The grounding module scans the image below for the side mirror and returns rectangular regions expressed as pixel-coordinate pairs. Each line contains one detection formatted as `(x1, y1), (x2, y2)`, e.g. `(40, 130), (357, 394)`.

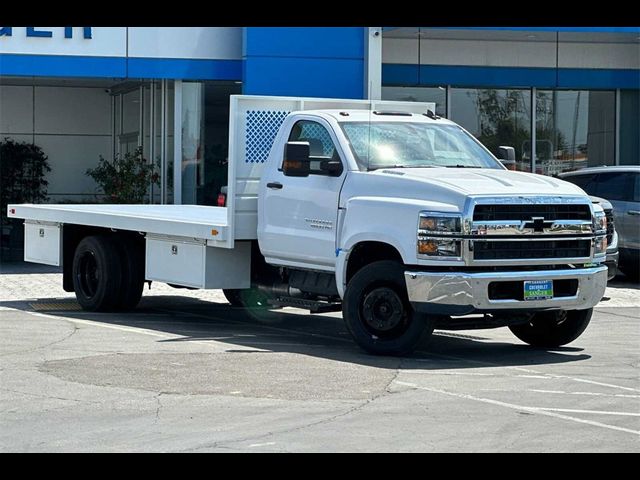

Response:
(320, 159), (343, 176)
(283, 142), (310, 177)
(497, 146), (516, 170)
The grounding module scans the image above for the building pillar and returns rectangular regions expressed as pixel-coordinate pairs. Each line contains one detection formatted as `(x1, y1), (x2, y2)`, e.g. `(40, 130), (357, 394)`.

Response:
(242, 27), (366, 99)
(364, 27), (382, 100)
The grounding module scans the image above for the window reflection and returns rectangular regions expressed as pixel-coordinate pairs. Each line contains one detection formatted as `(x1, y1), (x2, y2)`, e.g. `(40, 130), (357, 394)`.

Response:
(451, 88), (532, 172)
(535, 90), (615, 175)
(382, 86), (447, 117)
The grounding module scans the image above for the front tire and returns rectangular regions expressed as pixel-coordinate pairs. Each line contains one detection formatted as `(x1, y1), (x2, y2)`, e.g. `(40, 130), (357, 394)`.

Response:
(343, 260), (434, 356)
(223, 288), (271, 308)
(509, 309), (593, 348)
(72, 235), (123, 312)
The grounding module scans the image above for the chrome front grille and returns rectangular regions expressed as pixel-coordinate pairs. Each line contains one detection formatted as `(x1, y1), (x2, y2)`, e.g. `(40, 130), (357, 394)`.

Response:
(468, 199), (595, 264)
(473, 204), (592, 222)
(473, 239), (592, 260)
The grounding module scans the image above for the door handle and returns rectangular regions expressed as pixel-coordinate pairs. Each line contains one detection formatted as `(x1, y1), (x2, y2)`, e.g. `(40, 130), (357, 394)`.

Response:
(267, 182), (283, 190)
(627, 210), (640, 216)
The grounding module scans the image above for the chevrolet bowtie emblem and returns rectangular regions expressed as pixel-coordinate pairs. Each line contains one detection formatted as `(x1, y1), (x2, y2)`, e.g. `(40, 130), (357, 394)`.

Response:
(523, 217), (554, 233)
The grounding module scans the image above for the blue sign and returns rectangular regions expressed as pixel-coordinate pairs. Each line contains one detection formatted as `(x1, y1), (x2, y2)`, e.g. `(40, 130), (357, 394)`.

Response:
(0, 27), (92, 39)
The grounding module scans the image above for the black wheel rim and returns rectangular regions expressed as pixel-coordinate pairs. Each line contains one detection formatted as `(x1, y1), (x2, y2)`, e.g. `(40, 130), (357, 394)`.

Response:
(77, 251), (99, 299)
(361, 286), (408, 339)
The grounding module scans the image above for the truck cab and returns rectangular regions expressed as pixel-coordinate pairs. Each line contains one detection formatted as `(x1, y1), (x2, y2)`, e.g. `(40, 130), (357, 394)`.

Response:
(257, 108), (608, 354)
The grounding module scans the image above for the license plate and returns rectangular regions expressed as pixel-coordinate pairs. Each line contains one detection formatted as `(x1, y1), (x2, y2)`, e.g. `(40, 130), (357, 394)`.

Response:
(523, 280), (553, 301)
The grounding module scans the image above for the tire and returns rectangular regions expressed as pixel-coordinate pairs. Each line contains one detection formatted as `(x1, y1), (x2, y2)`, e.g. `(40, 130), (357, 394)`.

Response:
(509, 308), (593, 348)
(619, 265), (639, 283)
(223, 288), (270, 308)
(72, 235), (123, 312)
(112, 236), (145, 310)
(223, 289), (243, 307)
(343, 260), (435, 356)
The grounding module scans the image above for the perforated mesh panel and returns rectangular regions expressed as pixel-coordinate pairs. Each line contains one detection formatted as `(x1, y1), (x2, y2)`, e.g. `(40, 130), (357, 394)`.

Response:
(343, 125), (404, 161)
(245, 110), (290, 163)
(298, 123), (335, 156)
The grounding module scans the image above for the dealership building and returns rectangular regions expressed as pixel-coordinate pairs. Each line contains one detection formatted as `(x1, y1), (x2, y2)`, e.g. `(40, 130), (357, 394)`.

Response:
(1, 26), (638, 209)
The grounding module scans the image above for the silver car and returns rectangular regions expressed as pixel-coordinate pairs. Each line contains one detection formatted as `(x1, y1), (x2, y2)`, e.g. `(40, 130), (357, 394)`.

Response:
(560, 166), (640, 282)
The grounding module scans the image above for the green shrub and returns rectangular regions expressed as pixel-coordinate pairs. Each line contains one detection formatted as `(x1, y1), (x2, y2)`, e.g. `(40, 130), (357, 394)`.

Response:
(86, 147), (159, 204)
(0, 138), (51, 261)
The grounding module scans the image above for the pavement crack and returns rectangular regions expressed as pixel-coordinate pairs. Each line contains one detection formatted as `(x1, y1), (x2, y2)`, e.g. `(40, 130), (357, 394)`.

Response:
(154, 392), (167, 424)
(0, 323), (78, 358)
(0, 387), (102, 405)
(384, 357), (404, 394)
(181, 359), (404, 452)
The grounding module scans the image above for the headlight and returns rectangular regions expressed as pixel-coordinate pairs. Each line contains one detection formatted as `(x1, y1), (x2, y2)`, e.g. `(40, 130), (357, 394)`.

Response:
(594, 235), (608, 255)
(593, 208), (607, 234)
(418, 212), (463, 258)
(418, 238), (461, 256)
(418, 213), (462, 235)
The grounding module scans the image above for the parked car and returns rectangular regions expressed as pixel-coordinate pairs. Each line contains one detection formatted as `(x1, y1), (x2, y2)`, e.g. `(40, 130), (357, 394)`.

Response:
(560, 166), (640, 282)
(590, 196), (619, 281)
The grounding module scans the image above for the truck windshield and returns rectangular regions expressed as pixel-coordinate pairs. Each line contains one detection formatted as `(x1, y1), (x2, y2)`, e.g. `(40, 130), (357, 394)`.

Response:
(340, 122), (503, 171)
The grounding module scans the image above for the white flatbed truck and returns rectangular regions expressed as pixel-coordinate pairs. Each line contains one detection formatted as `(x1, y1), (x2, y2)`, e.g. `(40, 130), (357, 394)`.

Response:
(8, 95), (609, 355)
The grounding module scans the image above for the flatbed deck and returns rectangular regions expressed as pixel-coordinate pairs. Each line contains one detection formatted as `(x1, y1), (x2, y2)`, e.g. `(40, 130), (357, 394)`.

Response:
(8, 204), (229, 244)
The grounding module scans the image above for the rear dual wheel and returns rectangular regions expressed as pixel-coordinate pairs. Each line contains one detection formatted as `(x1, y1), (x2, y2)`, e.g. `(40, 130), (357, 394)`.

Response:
(72, 235), (144, 312)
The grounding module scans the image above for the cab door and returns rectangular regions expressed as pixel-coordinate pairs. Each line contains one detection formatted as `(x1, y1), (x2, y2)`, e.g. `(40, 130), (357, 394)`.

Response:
(259, 117), (347, 270)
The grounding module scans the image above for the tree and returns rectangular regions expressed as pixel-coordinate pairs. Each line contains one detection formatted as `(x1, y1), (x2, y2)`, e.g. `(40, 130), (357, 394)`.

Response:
(0, 138), (51, 261)
(86, 147), (159, 204)
(473, 89), (531, 167)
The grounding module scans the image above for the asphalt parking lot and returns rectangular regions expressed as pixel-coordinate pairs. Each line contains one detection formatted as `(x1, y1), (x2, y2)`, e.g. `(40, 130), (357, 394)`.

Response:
(1, 263), (638, 452)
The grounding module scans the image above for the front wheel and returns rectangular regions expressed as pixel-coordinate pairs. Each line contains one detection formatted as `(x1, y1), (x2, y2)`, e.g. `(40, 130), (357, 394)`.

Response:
(508, 309), (593, 348)
(223, 288), (271, 308)
(343, 260), (434, 356)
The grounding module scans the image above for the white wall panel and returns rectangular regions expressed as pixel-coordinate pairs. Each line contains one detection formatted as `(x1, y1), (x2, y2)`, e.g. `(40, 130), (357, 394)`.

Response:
(34, 87), (111, 135)
(127, 27), (242, 60)
(0, 85), (33, 134)
(382, 38), (418, 64)
(0, 27), (126, 57)
(36, 135), (111, 196)
(419, 39), (557, 68)
(559, 42), (640, 69)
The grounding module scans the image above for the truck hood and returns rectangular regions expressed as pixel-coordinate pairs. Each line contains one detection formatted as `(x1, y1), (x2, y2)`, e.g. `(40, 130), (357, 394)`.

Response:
(380, 167), (587, 196)
(342, 167), (590, 212)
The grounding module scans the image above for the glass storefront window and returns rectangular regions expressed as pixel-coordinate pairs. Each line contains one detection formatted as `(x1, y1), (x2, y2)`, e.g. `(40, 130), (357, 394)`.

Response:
(382, 86), (447, 117)
(535, 90), (615, 175)
(450, 88), (532, 172)
(619, 89), (639, 166)
(180, 81), (241, 206)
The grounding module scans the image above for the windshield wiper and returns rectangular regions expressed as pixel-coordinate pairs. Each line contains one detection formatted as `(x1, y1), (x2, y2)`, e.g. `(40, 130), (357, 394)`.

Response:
(444, 164), (477, 168)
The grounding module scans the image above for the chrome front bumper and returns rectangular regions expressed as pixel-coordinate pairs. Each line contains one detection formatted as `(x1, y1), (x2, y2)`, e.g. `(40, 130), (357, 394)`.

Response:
(405, 266), (608, 316)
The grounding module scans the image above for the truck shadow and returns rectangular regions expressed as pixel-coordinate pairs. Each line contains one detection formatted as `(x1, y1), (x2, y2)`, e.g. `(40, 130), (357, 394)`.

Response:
(0, 294), (591, 371)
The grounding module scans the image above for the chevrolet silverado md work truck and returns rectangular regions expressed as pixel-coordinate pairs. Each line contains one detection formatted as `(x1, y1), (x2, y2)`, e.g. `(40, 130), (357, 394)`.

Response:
(8, 95), (608, 355)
